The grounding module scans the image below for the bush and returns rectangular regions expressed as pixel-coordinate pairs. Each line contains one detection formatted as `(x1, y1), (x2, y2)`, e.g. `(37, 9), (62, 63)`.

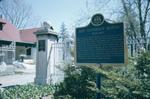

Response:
(54, 51), (150, 99)
(100, 51), (150, 99)
(0, 84), (55, 99)
(54, 65), (96, 99)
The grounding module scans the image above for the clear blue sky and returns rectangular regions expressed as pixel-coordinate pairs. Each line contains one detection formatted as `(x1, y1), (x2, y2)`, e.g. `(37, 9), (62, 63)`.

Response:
(25, 0), (120, 33)
(26, 0), (87, 32)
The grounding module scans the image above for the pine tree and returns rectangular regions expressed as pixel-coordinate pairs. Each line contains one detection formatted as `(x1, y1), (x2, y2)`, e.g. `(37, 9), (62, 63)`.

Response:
(59, 22), (69, 42)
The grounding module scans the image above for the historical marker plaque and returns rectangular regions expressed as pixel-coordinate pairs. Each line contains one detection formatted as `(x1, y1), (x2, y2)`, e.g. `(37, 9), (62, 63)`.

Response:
(75, 14), (125, 64)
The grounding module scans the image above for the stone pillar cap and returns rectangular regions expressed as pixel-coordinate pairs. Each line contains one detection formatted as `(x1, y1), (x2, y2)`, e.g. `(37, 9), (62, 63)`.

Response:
(34, 21), (58, 37)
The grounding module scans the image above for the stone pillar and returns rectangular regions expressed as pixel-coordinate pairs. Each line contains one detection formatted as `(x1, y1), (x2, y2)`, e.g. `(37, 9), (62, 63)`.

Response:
(34, 24), (58, 85)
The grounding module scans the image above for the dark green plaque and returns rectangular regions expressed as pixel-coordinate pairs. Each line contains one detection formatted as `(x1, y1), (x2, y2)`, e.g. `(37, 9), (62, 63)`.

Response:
(75, 14), (125, 64)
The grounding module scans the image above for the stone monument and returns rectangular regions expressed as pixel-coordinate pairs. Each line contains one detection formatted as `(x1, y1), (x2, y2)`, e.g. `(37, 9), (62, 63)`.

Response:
(34, 22), (58, 85)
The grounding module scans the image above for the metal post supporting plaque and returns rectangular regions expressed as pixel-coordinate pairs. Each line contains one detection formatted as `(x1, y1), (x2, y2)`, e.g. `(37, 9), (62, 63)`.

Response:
(96, 64), (102, 99)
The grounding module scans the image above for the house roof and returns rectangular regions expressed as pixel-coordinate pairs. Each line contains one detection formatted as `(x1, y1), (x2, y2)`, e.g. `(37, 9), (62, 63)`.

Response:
(20, 28), (40, 43)
(0, 18), (58, 45)
(0, 18), (21, 42)
(0, 18), (39, 44)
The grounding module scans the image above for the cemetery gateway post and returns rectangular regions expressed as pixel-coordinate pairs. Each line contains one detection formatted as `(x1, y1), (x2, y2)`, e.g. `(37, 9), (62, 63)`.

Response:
(75, 14), (125, 99)
(34, 24), (58, 85)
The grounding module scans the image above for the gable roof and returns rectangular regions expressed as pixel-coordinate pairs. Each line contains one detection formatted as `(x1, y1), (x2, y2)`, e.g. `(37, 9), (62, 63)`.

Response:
(0, 18), (21, 42)
(0, 18), (39, 44)
(20, 28), (40, 43)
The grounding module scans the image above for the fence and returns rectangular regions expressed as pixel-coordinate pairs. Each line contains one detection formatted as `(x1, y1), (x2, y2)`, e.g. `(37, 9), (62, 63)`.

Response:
(50, 42), (72, 84)
(0, 42), (15, 64)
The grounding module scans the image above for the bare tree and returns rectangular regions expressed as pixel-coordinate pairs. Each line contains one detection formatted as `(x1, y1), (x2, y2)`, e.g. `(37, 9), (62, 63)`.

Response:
(0, 0), (34, 29)
(121, 0), (150, 49)
(80, 0), (150, 51)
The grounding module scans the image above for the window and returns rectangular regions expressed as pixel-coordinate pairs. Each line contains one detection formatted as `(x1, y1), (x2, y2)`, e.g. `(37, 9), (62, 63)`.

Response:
(38, 40), (45, 51)
(0, 22), (5, 30)
(27, 48), (31, 55)
(0, 23), (3, 30)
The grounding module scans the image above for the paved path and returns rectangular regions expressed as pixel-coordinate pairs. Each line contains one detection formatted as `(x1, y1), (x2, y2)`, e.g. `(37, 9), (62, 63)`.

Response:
(0, 69), (35, 87)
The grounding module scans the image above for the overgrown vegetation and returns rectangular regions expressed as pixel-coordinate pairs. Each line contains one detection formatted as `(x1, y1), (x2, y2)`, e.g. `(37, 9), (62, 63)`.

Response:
(0, 84), (55, 99)
(54, 51), (150, 99)
(54, 65), (96, 99)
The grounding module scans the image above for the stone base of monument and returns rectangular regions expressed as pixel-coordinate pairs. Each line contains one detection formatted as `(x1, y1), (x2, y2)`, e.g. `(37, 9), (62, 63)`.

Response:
(34, 77), (52, 85)
(41, 95), (54, 99)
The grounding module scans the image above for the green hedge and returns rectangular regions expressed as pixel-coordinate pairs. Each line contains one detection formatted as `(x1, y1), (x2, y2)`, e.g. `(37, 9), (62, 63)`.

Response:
(0, 84), (55, 99)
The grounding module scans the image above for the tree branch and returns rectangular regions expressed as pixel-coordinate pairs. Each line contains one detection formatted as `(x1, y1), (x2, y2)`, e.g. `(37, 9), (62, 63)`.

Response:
(0, 0), (34, 29)
(143, 0), (150, 24)
(121, 0), (137, 38)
